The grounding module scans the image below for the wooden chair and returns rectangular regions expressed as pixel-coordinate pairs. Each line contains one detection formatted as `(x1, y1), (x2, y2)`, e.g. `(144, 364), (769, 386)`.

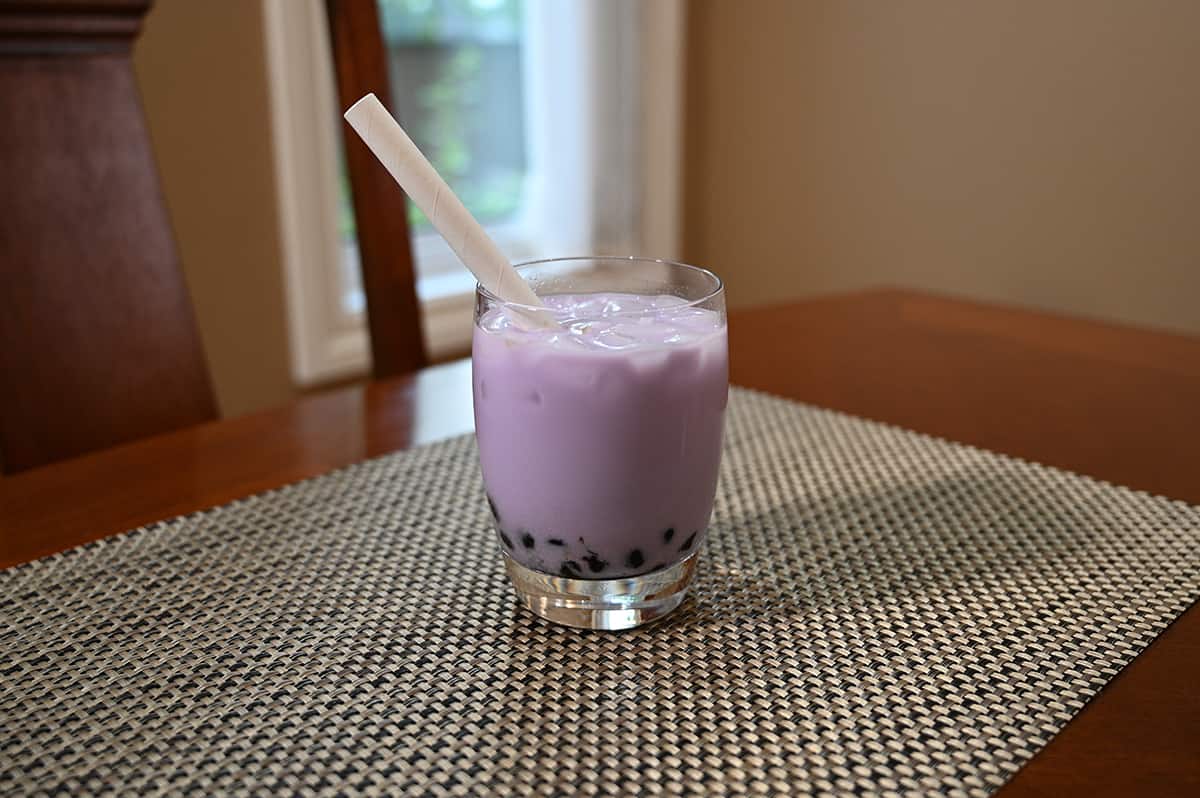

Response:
(0, 0), (217, 474)
(326, 0), (428, 379)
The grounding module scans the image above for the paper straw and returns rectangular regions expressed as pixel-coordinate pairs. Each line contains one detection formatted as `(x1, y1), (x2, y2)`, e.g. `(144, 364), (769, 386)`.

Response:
(344, 94), (554, 326)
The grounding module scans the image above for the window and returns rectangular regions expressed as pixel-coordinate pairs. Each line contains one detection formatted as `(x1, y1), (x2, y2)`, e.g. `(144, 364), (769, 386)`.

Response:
(266, 0), (683, 385)
(340, 0), (536, 316)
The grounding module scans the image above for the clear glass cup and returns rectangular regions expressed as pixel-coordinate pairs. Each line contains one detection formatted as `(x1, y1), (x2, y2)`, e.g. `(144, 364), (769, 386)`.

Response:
(472, 257), (728, 629)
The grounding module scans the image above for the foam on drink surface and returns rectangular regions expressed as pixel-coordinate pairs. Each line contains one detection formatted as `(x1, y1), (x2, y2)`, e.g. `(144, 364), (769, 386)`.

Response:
(478, 292), (724, 352)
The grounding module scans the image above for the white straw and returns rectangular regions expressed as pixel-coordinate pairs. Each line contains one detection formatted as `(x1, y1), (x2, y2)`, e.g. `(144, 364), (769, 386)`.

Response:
(343, 93), (553, 326)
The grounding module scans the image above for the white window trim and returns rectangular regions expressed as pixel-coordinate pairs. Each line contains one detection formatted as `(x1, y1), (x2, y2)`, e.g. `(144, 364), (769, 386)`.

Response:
(264, 0), (367, 385)
(264, 0), (685, 388)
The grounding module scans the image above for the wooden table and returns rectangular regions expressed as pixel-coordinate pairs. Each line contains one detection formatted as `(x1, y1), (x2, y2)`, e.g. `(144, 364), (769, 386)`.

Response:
(3, 289), (1198, 796)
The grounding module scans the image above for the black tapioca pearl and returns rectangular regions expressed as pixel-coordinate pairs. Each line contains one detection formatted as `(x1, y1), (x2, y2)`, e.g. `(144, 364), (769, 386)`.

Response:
(499, 532), (513, 550)
(486, 495), (500, 522)
(520, 532), (535, 549)
(584, 554), (607, 573)
(678, 532), (697, 552)
(663, 527), (675, 543)
(547, 538), (565, 547)
(626, 549), (644, 568)
(560, 560), (582, 577)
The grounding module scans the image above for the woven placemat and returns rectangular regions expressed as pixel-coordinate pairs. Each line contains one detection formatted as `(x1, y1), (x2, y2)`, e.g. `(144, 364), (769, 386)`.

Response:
(2, 388), (1197, 796)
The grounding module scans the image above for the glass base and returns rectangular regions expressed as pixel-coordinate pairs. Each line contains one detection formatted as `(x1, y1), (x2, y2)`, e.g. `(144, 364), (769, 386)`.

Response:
(504, 551), (698, 630)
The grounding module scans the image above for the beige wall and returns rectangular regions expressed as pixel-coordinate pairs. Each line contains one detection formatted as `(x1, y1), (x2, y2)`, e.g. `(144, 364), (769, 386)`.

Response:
(129, 0), (1200, 419)
(134, 0), (294, 416)
(684, 0), (1200, 335)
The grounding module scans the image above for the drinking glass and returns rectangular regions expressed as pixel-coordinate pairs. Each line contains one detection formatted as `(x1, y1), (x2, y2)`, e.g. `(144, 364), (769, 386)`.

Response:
(473, 257), (727, 629)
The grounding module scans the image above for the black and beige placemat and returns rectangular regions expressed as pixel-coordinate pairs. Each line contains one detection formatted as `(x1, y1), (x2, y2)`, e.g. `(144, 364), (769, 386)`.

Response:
(2, 389), (1197, 796)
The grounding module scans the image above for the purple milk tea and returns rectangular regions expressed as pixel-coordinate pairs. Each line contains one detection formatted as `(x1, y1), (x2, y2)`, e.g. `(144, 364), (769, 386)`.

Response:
(473, 292), (728, 579)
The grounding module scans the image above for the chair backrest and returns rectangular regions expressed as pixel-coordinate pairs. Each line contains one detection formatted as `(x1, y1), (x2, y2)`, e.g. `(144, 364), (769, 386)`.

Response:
(0, 0), (217, 474)
(326, 0), (428, 379)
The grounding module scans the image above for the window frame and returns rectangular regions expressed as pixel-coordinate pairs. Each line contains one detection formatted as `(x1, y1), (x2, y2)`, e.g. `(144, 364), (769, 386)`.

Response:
(264, 0), (684, 387)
